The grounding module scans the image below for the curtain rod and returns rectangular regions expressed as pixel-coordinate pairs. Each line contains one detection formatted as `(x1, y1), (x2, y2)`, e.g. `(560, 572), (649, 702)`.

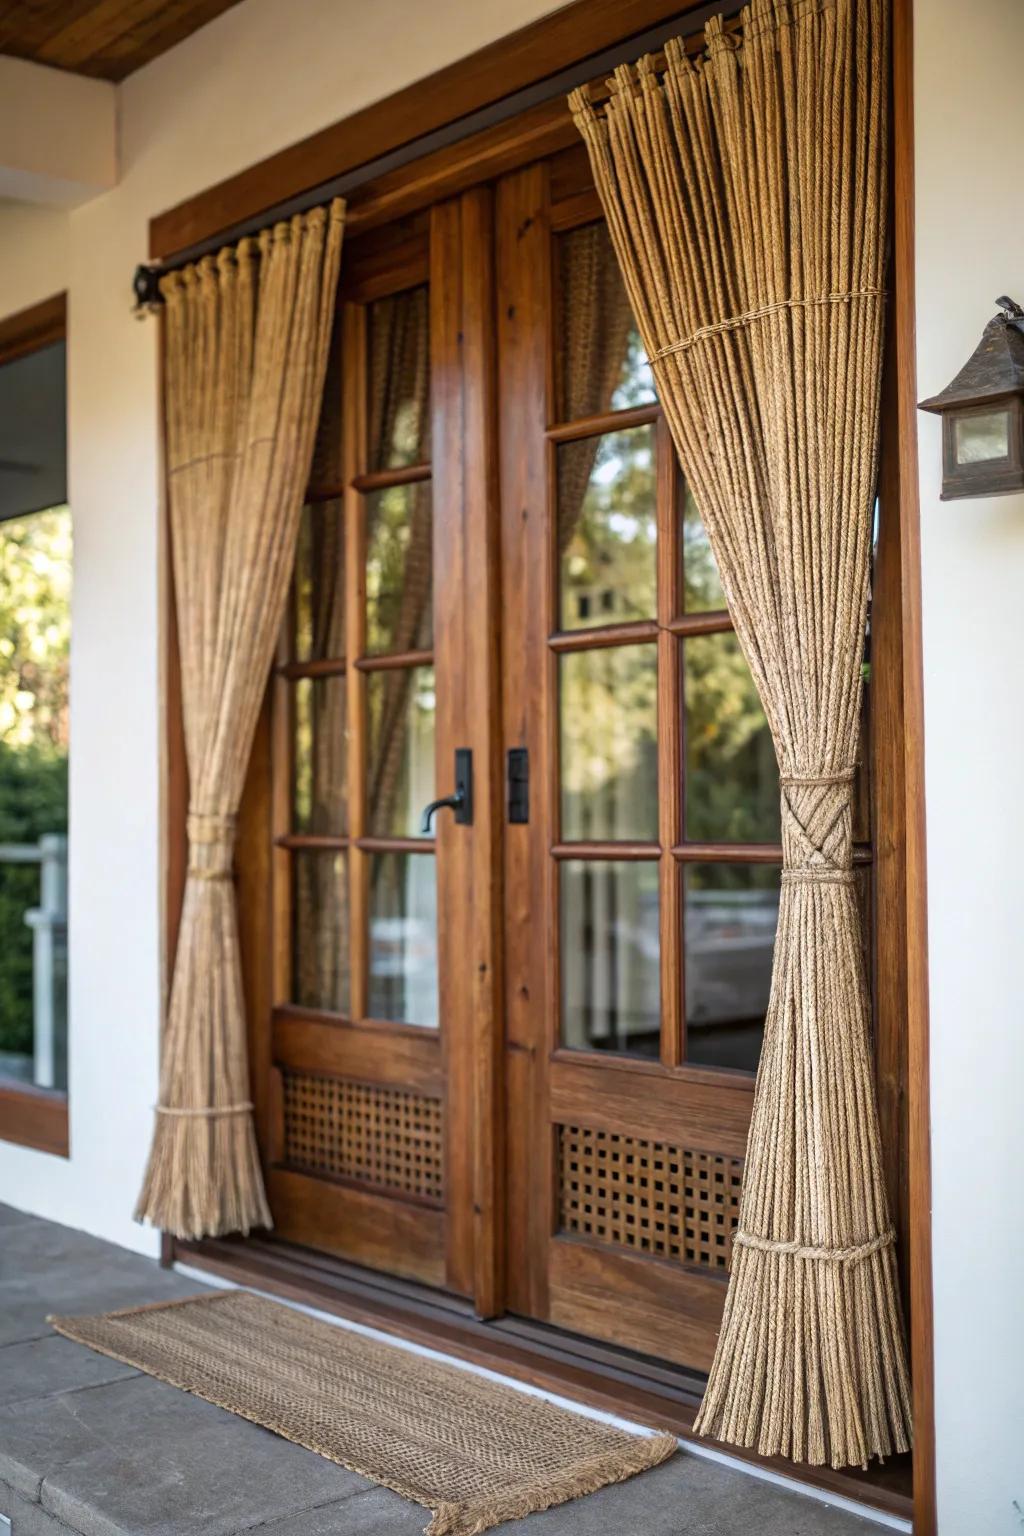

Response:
(131, 0), (737, 315)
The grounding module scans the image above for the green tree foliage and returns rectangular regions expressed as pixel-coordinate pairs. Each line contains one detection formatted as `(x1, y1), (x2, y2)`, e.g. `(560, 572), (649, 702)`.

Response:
(557, 416), (776, 872)
(684, 631), (780, 861)
(0, 508), (70, 1058)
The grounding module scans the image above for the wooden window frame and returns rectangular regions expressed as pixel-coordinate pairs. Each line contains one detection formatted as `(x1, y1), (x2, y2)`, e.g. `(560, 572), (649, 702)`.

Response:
(0, 293), (70, 1161)
(157, 0), (932, 1527)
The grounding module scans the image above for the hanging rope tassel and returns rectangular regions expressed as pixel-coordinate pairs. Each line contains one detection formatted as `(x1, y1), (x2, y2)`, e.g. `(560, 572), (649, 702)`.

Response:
(693, 780), (912, 1463)
(135, 813), (271, 1239)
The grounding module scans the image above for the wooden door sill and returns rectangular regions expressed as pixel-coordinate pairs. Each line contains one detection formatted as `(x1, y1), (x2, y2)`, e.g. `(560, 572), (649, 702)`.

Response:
(169, 1233), (913, 1521)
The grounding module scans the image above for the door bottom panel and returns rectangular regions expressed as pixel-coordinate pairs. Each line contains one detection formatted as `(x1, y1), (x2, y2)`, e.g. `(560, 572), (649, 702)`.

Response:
(265, 1169), (446, 1288)
(547, 1236), (726, 1375)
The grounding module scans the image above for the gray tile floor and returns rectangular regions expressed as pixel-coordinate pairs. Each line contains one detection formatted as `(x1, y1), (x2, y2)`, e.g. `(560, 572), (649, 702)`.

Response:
(0, 1203), (889, 1536)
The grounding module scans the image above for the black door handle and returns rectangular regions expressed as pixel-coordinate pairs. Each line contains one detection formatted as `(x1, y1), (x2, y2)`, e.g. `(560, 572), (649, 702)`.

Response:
(421, 748), (473, 833)
(421, 790), (464, 833)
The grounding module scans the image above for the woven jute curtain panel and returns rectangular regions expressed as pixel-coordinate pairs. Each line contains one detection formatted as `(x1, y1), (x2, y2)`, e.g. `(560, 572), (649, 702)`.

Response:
(572, 0), (912, 1470)
(136, 200), (345, 1240)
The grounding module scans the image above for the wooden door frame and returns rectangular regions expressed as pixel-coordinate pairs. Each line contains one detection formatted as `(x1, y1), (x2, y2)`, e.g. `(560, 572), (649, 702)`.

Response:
(890, 1), (934, 1530)
(0, 292), (70, 1161)
(156, 0), (933, 1527)
(430, 188), (505, 1310)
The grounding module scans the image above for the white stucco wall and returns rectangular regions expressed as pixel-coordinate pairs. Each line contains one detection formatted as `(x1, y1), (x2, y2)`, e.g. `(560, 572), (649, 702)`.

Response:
(0, 0), (560, 1256)
(915, 0), (1024, 1531)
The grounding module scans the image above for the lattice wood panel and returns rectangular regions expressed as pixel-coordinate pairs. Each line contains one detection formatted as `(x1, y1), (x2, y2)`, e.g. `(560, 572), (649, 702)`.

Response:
(282, 1071), (444, 1204)
(558, 1125), (742, 1270)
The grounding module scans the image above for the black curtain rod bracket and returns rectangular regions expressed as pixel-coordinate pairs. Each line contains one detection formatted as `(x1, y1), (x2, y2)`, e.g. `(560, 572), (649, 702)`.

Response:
(133, 264), (165, 321)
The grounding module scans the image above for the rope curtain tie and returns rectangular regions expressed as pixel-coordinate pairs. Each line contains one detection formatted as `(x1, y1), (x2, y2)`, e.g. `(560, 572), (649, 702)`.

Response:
(155, 1102), (254, 1119)
(732, 1228), (896, 1265)
(186, 810), (237, 882)
(650, 290), (886, 363)
(780, 868), (855, 886)
(778, 770), (856, 788)
(779, 769), (857, 882)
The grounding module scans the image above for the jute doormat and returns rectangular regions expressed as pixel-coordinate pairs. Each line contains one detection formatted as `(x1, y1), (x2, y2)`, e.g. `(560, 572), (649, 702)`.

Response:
(50, 1290), (675, 1536)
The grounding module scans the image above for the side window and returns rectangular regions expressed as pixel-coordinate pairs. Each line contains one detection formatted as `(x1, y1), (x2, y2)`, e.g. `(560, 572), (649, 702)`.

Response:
(0, 301), (71, 1150)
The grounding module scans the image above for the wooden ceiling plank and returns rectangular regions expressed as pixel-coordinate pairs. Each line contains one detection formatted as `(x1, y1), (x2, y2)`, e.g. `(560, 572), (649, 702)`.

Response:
(36, 0), (196, 72)
(0, 0), (244, 82)
(101, 0), (240, 68)
(0, 1), (94, 56)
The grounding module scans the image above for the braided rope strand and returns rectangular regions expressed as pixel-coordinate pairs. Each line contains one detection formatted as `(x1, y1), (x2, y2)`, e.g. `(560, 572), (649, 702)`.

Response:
(652, 288), (885, 361)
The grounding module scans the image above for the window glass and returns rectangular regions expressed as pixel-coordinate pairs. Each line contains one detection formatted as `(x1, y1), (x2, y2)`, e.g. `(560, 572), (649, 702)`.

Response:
(0, 342), (66, 522)
(683, 863), (780, 1073)
(293, 676), (346, 835)
(0, 506), (71, 1091)
(368, 853), (438, 1027)
(954, 410), (1009, 464)
(307, 315), (343, 490)
(683, 633), (779, 844)
(557, 224), (654, 419)
(680, 485), (726, 614)
(561, 859), (660, 1057)
(558, 426), (656, 630)
(366, 666), (436, 839)
(368, 287), (430, 469)
(560, 645), (658, 842)
(293, 499), (344, 662)
(291, 850), (349, 1015)
(365, 482), (433, 654)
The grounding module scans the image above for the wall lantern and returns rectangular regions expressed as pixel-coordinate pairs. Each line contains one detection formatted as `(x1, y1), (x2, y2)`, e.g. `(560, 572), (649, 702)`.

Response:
(919, 296), (1024, 500)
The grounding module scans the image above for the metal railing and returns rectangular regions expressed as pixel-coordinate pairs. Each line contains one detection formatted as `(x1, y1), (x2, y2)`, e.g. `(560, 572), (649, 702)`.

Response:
(0, 834), (68, 1090)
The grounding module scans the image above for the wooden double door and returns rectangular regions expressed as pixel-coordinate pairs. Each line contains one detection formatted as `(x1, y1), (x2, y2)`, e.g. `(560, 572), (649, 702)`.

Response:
(245, 145), (795, 1377)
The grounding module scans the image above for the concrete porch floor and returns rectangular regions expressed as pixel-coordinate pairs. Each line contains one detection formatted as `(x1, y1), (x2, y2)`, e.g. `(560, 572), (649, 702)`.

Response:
(0, 1203), (893, 1536)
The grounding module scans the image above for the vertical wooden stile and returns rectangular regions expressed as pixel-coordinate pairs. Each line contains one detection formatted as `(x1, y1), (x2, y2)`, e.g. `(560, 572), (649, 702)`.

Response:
(498, 164), (555, 1322)
(343, 303), (369, 1023)
(657, 415), (683, 1069)
(432, 190), (505, 1311)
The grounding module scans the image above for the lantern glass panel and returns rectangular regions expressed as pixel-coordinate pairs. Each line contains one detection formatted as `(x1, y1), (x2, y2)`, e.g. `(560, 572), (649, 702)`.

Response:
(954, 410), (1010, 465)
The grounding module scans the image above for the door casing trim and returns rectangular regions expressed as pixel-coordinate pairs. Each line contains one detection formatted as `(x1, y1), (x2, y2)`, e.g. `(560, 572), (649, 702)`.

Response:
(157, 1), (932, 1526)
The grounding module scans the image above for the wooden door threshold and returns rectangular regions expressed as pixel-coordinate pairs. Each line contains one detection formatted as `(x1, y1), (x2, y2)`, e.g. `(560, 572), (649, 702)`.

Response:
(170, 1233), (912, 1521)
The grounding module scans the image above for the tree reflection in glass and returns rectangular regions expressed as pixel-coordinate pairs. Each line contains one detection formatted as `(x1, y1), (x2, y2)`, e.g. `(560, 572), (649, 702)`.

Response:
(683, 633), (779, 844)
(293, 499), (345, 662)
(680, 483), (726, 613)
(367, 666), (436, 839)
(365, 483), (432, 655)
(560, 646), (658, 842)
(558, 426), (656, 630)
(0, 507), (71, 1090)
(293, 675), (346, 835)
